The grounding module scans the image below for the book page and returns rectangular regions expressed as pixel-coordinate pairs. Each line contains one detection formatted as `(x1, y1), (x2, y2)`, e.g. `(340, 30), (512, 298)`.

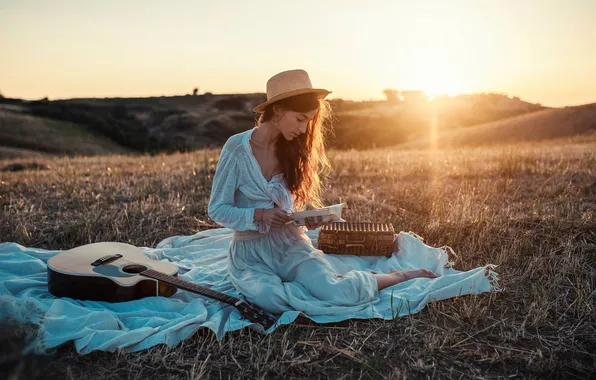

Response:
(289, 203), (346, 226)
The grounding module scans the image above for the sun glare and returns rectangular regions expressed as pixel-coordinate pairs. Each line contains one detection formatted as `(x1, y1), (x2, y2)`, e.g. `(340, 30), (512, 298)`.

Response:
(412, 48), (466, 98)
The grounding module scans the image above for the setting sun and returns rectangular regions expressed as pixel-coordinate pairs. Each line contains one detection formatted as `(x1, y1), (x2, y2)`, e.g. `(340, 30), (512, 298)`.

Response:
(411, 48), (468, 98)
(1, 1), (595, 106)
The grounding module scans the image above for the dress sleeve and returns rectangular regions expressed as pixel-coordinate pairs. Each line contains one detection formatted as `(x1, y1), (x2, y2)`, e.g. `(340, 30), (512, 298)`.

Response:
(207, 150), (259, 231)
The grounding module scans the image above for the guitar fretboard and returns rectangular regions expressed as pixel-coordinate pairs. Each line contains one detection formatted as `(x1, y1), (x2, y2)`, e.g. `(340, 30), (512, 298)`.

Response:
(141, 269), (240, 305)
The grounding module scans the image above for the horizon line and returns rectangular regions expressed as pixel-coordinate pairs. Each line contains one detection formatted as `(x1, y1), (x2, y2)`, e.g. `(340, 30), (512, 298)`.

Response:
(5, 91), (593, 109)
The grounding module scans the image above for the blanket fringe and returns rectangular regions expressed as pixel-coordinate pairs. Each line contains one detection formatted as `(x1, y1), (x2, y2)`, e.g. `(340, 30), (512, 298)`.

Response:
(483, 264), (504, 292)
(406, 231), (425, 242)
(403, 232), (502, 293)
(440, 245), (459, 269)
(405, 232), (460, 270)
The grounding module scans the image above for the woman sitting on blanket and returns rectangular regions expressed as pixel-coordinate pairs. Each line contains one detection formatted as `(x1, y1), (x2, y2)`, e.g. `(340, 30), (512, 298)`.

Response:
(207, 69), (438, 315)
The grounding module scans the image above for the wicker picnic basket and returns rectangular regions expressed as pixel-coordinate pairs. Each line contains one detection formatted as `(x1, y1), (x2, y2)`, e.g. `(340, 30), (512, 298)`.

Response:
(318, 222), (396, 257)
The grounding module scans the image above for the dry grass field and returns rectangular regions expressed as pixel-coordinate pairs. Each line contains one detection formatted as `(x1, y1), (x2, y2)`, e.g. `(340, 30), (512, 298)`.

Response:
(1, 135), (595, 379)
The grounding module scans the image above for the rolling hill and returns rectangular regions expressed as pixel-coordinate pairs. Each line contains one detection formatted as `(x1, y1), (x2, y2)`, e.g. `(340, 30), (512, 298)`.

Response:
(0, 104), (132, 159)
(399, 103), (596, 149)
(0, 92), (561, 158)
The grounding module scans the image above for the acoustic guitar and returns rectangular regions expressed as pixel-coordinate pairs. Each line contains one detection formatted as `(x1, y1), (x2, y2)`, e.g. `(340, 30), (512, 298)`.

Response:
(46, 242), (276, 329)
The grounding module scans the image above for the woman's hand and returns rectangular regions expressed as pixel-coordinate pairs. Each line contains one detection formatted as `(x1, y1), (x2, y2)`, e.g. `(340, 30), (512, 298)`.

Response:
(305, 216), (334, 230)
(261, 207), (292, 228)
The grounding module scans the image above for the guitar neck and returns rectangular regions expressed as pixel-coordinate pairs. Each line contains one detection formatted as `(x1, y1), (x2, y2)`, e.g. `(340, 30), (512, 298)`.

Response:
(141, 269), (240, 305)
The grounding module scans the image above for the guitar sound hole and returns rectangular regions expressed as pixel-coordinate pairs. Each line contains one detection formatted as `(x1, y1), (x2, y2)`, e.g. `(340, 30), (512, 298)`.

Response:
(122, 264), (148, 274)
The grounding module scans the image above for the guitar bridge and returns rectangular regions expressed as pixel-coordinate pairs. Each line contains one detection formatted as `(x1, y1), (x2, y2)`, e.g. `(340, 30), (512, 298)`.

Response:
(91, 254), (123, 266)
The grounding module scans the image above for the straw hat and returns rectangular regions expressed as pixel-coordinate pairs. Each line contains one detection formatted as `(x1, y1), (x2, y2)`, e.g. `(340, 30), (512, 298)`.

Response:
(253, 69), (331, 113)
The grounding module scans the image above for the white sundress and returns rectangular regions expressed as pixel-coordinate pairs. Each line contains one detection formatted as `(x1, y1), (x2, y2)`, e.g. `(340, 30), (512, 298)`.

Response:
(207, 127), (379, 315)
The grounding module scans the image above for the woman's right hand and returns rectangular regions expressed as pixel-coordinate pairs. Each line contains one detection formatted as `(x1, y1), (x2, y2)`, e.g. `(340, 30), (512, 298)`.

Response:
(261, 206), (292, 228)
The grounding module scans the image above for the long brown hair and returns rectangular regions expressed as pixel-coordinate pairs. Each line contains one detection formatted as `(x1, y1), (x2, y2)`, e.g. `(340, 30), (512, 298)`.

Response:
(257, 93), (334, 210)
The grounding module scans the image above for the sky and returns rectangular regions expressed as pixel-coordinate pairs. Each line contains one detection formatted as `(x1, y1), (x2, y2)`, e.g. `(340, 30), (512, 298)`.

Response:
(1, 0), (595, 107)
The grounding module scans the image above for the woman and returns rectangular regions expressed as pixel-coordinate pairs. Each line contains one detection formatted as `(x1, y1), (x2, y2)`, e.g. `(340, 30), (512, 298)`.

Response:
(208, 69), (438, 315)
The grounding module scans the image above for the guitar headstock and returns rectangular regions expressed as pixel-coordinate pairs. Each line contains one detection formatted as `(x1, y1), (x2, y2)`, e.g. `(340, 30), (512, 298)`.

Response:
(235, 300), (277, 330)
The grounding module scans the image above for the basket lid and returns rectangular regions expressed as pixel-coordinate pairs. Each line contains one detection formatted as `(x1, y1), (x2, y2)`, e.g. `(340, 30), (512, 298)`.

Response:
(321, 222), (394, 232)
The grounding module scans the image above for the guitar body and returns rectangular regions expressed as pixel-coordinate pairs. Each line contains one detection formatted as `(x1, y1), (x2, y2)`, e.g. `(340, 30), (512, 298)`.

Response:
(47, 242), (179, 302)
(46, 241), (278, 329)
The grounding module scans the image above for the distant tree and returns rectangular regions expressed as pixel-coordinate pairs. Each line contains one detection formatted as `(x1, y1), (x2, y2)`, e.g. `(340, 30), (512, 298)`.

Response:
(193, 87), (199, 96)
(0, 90), (3, 98)
(383, 89), (400, 104)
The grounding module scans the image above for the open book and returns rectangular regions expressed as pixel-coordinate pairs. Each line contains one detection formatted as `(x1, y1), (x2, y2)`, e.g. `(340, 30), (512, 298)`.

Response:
(288, 203), (346, 227)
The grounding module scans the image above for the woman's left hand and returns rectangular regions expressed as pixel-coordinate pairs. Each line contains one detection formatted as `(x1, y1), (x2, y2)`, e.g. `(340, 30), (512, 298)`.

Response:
(305, 216), (333, 230)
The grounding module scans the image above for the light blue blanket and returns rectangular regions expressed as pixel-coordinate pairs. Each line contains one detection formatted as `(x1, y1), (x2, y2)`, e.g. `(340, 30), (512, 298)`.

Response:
(0, 228), (503, 355)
